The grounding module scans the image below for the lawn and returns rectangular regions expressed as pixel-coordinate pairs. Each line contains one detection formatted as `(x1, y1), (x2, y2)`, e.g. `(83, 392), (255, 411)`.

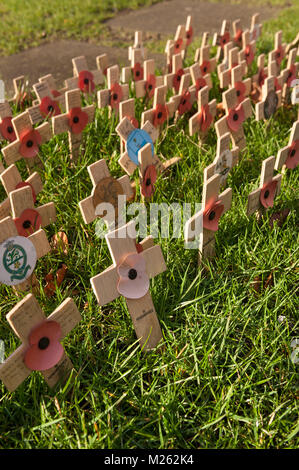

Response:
(0, 0), (298, 450)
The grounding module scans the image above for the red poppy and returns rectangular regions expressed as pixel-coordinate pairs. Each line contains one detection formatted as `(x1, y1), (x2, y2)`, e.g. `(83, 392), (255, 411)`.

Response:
(244, 44), (254, 66)
(15, 181), (37, 203)
(145, 74), (156, 98)
(286, 64), (297, 87)
(200, 61), (211, 76)
(226, 103), (245, 133)
(203, 199), (224, 231)
(39, 96), (60, 118)
(197, 104), (213, 133)
(128, 116), (139, 128)
(234, 81), (246, 103)
(153, 104), (169, 127)
(195, 77), (207, 97)
(174, 38), (183, 54)
(258, 69), (267, 87)
(260, 180), (278, 208)
(135, 242), (143, 253)
(173, 68), (184, 93)
(178, 91), (192, 115)
(141, 164), (157, 198)
(19, 128), (42, 158)
(24, 320), (63, 371)
(78, 70), (95, 93)
(14, 208), (42, 237)
(285, 140), (299, 169)
(186, 27), (193, 46)
(68, 107), (88, 134)
(219, 32), (230, 49)
(274, 77), (282, 92)
(234, 29), (243, 46)
(51, 89), (61, 98)
(109, 83), (123, 109)
(103, 67), (108, 76)
(132, 63), (144, 81)
(0, 117), (16, 142)
(275, 45), (284, 66)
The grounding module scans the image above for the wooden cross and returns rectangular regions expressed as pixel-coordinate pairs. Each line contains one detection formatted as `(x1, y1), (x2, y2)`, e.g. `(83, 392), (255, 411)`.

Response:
(218, 46), (242, 89)
(247, 155), (282, 218)
(52, 88), (95, 163)
(1, 111), (52, 172)
(122, 48), (145, 84)
(96, 53), (109, 77)
(185, 173), (232, 264)
(164, 53), (189, 93)
(203, 132), (239, 186)
(134, 59), (164, 100)
(269, 31), (286, 70)
(170, 73), (197, 120)
(215, 87), (252, 151)
(281, 48), (299, 104)
(38, 73), (68, 97)
(141, 85), (176, 131)
(232, 19), (244, 49)
(255, 76), (282, 121)
(249, 13), (262, 42)
(165, 21), (187, 72)
(239, 30), (256, 73)
(231, 63), (252, 103)
(189, 85), (217, 142)
(0, 101), (16, 143)
(266, 57), (287, 97)
(97, 65), (129, 116)
(233, 14), (261, 48)
(0, 293), (81, 392)
(212, 20), (231, 62)
(8, 76), (34, 110)
(0, 163), (43, 222)
(0, 215), (50, 292)
(275, 120), (299, 172)
(194, 35), (217, 77)
(128, 31), (147, 62)
(28, 80), (65, 125)
(189, 62), (213, 96)
(65, 55), (104, 94)
(251, 54), (268, 102)
(79, 158), (134, 227)
(182, 15), (193, 60)
(119, 98), (139, 153)
(90, 220), (167, 351)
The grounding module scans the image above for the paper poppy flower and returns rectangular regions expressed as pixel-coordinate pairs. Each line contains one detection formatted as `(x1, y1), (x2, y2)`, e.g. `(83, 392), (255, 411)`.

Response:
(244, 44), (254, 66)
(0, 117), (16, 142)
(174, 38), (183, 54)
(186, 27), (193, 46)
(219, 32), (230, 49)
(173, 68), (184, 93)
(178, 91), (192, 115)
(14, 208), (42, 237)
(109, 83), (123, 109)
(260, 180), (278, 208)
(132, 63), (144, 81)
(117, 253), (149, 299)
(128, 116), (139, 128)
(234, 81), (246, 104)
(19, 128), (42, 158)
(286, 65), (297, 87)
(200, 61), (211, 76)
(258, 69), (267, 87)
(145, 74), (156, 98)
(51, 89), (61, 98)
(141, 164), (157, 198)
(78, 70), (95, 93)
(285, 140), (299, 169)
(153, 104), (168, 127)
(68, 107), (88, 134)
(203, 199), (224, 232)
(234, 29), (243, 46)
(24, 320), (63, 371)
(226, 103), (245, 133)
(39, 96), (60, 118)
(198, 104), (213, 133)
(195, 77), (207, 97)
(15, 181), (37, 203)
(274, 45), (284, 66)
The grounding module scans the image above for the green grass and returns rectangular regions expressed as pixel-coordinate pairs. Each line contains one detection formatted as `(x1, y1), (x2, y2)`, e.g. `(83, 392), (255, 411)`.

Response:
(0, 0), (298, 450)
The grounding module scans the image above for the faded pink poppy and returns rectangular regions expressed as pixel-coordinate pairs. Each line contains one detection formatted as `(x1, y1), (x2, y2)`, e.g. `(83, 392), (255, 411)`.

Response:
(132, 63), (144, 82)
(226, 103), (245, 133)
(285, 140), (299, 169)
(0, 117), (16, 142)
(117, 253), (149, 299)
(14, 208), (42, 237)
(244, 44), (254, 66)
(39, 96), (60, 118)
(173, 68), (184, 93)
(198, 104), (213, 133)
(24, 321), (63, 371)
(78, 70), (95, 93)
(178, 91), (192, 115)
(68, 107), (89, 134)
(145, 74), (156, 98)
(19, 128), (42, 158)
(141, 164), (157, 198)
(109, 83), (123, 110)
(203, 199), (224, 232)
(260, 180), (278, 208)
(234, 81), (246, 103)
(15, 181), (37, 203)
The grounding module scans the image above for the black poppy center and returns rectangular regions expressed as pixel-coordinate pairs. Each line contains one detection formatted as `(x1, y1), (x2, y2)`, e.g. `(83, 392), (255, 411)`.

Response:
(146, 177), (151, 186)
(203, 67), (207, 73)
(7, 126), (13, 134)
(84, 78), (89, 85)
(290, 148), (296, 157)
(23, 220), (32, 229)
(136, 70), (140, 77)
(38, 337), (50, 350)
(26, 139), (33, 148)
(264, 190), (270, 199)
(182, 99), (186, 105)
(175, 43), (180, 49)
(113, 93), (118, 101)
(48, 105), (54, 112)
(276, 52), (280, 58)
(209, 211), (216, 220)
(73, 116), (79, 124)
(222, 38), (226, 44)
(148, 84), (153, 90)
(176, 75), (181, 82)
(233, 113), (239, 121)
(157, 111), (163, 119)
(236, 90), (240, 97)
(128, 268), (137, 280)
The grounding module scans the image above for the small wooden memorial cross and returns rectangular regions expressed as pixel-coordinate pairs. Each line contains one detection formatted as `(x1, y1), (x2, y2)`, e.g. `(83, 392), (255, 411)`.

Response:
(255, 76), (282, 121)
(275, 120), (299, 172)
(1, 111), (52, 172)
(232, 19), (244, 49)
(0, 101), (16, 143)
(239, 30), (256, 73)
(281, 48), (299, 104)
(0, 294), (81, 392)
(185, 173), (232, 264)
(213, 20), (231, 62)
(0, 163), (43, 222)
(170, 73), (197, 120)
(194, 37), (217, 77)
(79, 158), (134, 227)
(128, 31), (147, 62)
(134, 59), (164, 100)
(189, 85), (217, 142)
(0, 216), (50, 292)
(164, 53), (189, 93)
(231, 63), (252, 103)
(251, 54), (268, 102)
(181, 15), (193, 60)
(65, 55), (104, 94)
(165, 23), (187, 73)
(203, 133), (239, 186)
(269, 31), (286, 71)
(218, 46), (242, 89)
(90, 220), (167, 351)
(38, 73), (68, 97)
(247, 156), (282, 218)
(249, 13), (262, 42)
(189, 62), (213, 96)
(96, 53), (109, 78)
(215, 87), (252, 151)
(122, 48), (145, 84)
(8, 76), (34, 110)
(233, 14), (261, 48)
(141, 84), (176, 130)
(98, 65), (129, 116)
(52, 88), (95, 163)
(28, 80), (65, 125)
(119, 98), (139, 153)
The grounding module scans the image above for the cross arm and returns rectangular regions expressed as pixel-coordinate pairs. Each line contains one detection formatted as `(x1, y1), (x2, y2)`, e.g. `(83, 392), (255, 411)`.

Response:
(48, 298), (81, 337)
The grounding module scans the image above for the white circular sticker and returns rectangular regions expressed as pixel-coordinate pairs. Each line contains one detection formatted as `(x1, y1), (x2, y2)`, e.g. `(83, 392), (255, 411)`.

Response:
(0, 236), (37, 286)
(215, 149), (233, 185)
